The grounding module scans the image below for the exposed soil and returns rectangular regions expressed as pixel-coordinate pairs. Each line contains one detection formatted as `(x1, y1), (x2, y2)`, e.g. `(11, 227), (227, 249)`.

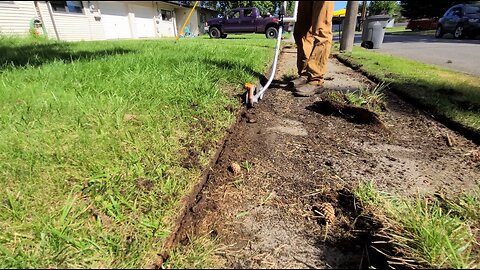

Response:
(166, 44), (480, 268)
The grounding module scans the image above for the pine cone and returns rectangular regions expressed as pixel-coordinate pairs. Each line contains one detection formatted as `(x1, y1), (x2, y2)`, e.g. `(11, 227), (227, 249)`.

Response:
(472, 150), (480, 162)
(230, 162), (241, 175)
(319, 202), (335, 224)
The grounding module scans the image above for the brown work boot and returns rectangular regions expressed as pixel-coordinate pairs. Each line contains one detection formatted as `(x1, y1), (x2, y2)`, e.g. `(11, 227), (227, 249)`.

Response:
(293, 83), (324, 97)
(287, 76), (308, 89)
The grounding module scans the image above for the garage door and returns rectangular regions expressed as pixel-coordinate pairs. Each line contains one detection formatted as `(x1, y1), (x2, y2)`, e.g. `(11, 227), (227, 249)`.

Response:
(132, 5), (155, 38)
(98, 2), (131, 39)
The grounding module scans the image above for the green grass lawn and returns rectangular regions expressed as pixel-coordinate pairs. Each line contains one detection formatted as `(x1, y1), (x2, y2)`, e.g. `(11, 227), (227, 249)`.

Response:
(384, 26), (408, 33)
(336, 45), (480, 138)
(0, 34), (275, 268)
(385, 28), (436, 36)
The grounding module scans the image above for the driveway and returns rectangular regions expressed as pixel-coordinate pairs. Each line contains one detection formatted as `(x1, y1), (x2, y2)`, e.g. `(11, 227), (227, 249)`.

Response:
(338, 33), (480, 76)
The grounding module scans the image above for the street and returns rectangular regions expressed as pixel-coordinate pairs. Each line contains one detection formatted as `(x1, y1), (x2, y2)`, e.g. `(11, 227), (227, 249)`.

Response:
(351, 33), (480, 76)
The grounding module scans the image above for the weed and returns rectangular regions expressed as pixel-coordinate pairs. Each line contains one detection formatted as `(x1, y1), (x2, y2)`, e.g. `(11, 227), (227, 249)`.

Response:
(235, 211), (250, 219)
(259, 191), (275, 206)
(232, 178), (244, 189)
(345, 82), (387, 113)
(242, 161), (253, 173)
(281, 68), (298, 82)
(355, 181), (480, 269)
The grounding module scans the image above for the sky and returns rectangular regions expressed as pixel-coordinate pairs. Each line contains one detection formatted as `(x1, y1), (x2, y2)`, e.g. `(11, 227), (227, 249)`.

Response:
(334, 1), (347, 11)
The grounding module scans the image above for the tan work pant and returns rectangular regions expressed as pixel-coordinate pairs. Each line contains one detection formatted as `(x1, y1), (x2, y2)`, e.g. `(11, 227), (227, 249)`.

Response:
(294, 1), (334, 85)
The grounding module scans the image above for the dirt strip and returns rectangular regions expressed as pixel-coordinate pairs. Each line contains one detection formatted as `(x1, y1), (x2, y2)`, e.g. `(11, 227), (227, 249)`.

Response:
(162, 44), (480, 269)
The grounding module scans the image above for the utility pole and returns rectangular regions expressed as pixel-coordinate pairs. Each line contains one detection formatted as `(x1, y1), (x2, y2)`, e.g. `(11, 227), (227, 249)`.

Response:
(340, 1), (359, 52)
(359, 1), (367, 31)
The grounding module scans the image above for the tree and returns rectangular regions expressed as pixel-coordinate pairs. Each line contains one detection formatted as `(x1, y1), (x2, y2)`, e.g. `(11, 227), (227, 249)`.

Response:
(340, 1), (359, 52)
(368, 1), (400, 16)
(400, 0), (476, 19)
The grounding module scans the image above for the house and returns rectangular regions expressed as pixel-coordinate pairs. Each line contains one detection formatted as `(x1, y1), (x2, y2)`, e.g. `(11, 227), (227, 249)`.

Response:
(0, 1), (218, 41)
(167, 1), (217, 35)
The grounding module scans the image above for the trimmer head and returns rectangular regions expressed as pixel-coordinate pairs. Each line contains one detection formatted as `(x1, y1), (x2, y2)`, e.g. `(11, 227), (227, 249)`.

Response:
(244, 82), (263, 107)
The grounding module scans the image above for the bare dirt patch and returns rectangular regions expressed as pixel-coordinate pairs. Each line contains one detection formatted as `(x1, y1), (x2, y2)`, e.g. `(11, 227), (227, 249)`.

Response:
(168, 45), (480, 268)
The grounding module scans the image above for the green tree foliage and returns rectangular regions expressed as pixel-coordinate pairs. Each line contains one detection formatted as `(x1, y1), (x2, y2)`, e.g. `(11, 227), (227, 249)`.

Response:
(400, 0), (476, 19)
(368, 1), (400, 16)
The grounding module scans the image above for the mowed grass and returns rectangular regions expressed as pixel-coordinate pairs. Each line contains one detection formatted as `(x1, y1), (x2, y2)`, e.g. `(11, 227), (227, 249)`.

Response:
(0, 34), (275, 268)
(355, 181), (479, 269)
(336, 46), (480, 137)
(384, 26), (408, 33)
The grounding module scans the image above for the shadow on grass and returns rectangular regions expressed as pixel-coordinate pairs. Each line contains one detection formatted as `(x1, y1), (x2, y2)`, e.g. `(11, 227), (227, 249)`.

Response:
(203, 58), (266, 79)
(0, 42), (135, 70)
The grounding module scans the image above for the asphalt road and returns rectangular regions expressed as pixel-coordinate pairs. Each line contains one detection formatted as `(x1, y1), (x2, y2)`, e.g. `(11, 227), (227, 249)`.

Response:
(345, 33), (480, 76)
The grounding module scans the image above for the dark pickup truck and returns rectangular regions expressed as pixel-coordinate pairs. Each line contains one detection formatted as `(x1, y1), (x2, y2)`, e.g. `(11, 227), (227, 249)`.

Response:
(206, 7), (287, 39)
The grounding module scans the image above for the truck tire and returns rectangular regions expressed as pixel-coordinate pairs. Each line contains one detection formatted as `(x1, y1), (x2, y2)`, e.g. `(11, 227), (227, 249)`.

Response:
(209, 27), (221, 38)
(265, 27), (278, 39)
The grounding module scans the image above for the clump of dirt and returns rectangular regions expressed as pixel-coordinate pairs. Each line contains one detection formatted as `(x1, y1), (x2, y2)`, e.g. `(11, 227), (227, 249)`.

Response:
(308, 97), (385, 127)
(180, 148), (200, 169)
(163, 44), (480, 269)
(312, 189), (390, 269)
(136, 178), (155, 191)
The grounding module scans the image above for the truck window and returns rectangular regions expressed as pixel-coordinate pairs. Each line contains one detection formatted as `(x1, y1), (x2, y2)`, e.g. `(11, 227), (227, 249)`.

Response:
(227, 10), (240, 19)
(244, 9), (254, 17)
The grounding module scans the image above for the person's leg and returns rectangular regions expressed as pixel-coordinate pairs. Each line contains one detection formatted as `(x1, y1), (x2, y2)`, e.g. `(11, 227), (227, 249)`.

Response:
(305, 1), (334, 85)
(293, 1), (313, 77)
(293, 1), (334, 97)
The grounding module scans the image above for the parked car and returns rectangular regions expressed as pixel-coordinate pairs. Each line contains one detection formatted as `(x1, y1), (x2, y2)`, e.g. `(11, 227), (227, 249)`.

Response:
(206, 7), (286, 39)
(435, 3), (480, 38)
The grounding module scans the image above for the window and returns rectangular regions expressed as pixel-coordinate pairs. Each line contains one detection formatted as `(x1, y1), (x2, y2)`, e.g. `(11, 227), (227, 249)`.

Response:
(227, 10), (240, 19)
(160, 9), (173, 21)
(451, 7), (463, 17)
(466, 5), (480, 14)
(199, 12), (206, 23)
(50, 1), (84, 14)
(244, 9), (254, 17)
(444, 8), (453, 17)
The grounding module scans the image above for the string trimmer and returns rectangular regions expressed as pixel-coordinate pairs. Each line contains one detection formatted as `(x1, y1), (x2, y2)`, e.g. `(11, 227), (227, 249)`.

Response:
(245, 1), (298, 107)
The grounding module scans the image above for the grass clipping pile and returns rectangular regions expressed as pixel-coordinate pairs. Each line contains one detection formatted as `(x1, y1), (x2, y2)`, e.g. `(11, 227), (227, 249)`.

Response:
(312, 82), (389, 131)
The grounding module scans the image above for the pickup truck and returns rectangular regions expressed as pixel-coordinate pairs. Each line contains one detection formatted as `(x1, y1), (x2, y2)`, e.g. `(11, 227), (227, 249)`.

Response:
(206, 7), (287, 39)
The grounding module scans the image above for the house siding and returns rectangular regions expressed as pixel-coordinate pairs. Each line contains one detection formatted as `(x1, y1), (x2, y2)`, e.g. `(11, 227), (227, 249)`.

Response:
(0, 1), (213, 41)
(36, 1), (105, 41)
(0, 1), (38, 36)
(127, 1), (158, 38)
(174, 5), (218, 36)
(154, 1), (178, 37)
